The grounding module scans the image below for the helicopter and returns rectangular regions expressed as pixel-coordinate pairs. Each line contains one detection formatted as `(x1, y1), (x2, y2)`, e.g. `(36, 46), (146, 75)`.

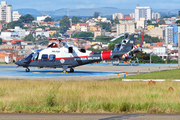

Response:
(15, 33), (141, 73)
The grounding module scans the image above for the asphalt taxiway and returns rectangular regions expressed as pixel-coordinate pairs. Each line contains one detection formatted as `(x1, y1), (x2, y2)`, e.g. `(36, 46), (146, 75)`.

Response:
(0, 64), (179, 80)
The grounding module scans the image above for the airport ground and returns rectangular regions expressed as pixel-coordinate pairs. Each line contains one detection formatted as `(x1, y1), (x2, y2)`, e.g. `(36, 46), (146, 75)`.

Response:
(0, 63), (179, 80)
(0, 64), (180, 120)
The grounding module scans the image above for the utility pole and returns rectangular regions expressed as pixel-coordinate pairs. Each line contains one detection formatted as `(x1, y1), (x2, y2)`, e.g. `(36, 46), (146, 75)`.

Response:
(178, 27), (180, 64)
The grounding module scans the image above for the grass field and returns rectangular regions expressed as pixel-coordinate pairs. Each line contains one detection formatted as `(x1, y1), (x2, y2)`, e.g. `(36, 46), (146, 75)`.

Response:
(109, 69), (180, 81)
(0, 79), (180, 113)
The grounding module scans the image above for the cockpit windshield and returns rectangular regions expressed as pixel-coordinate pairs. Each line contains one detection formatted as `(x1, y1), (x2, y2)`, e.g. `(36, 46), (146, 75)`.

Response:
(48, 43), (59, 48)
(114, 43), (121, 51)
(25, 53), (34, 62)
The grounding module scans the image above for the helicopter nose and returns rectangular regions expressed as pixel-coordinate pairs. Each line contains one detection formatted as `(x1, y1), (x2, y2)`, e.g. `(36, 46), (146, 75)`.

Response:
(15, 60), (22, 66)
(15, 61), (20, 65)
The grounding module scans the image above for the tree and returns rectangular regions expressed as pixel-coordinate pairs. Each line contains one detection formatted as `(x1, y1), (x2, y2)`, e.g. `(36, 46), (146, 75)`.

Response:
(93, 12), (100, 18)
(7, 20), (24, 29)
(72, 32), (94, 38)
(114, 17), (120, 24)
(157, 19), (165, 25)
(44, 17), (53, 22)
(176, 20), (180, 24)
(72, 16), (80, 24)
(20, 14), (35, 23)
(0, 38), (2, 45)
(147, 20), (152, 24)
(100, 22), (111, 32)
(108, 43), (115, 50)
(24, 34), (35, 42)
(59, 15), (70, 34)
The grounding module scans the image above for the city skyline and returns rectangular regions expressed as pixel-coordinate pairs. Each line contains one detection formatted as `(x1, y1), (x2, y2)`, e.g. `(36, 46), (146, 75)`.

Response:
(5, 0), (180, 11)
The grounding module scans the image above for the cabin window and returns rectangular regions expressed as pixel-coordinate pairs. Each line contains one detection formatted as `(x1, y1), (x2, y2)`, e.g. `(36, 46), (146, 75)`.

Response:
(42, 54), (48, 61)
(49, 54), (56, 62)
(79, 49), (86, 53)
(69, 47), (73, 53)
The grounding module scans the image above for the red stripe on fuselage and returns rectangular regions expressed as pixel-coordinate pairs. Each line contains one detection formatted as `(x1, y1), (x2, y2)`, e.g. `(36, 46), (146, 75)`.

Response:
(102, 51), (111, 60)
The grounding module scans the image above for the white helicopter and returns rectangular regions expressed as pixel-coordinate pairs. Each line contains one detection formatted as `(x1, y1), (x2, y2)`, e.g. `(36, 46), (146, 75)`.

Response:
(15, 33), (141, 73)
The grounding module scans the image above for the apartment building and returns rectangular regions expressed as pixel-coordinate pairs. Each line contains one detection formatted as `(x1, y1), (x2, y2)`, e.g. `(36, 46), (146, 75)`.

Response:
(152, 12), (161, 20)
(165, 27), (173, 44)
(135, 5), (152, 22)
(117, 23), (135, 35)
(130, 13), (135, 20)
(171, 24), (178, 44)
(0, 1), (12, 22)
(13, 11), (22, 21)
(146, 27), (164, 39)
(136, 18), (146, 29)
(119, 16), (133, 24)
(112, 13), (124, 20)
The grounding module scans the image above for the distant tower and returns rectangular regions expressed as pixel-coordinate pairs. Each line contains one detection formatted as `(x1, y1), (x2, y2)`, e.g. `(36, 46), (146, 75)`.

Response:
(0, 1), (12, 22)
(67, 7), (69, 17)
(135, 4), (152, 22)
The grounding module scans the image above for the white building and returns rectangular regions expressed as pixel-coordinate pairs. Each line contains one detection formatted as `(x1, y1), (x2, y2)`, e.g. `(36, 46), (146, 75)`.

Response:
(135, 5), (152, 22)
(37, 14), (51, 21)
(165, 27), (173, 44)
(153, 47), (167, 60)
(11, 26), (26, 38)
(178, 26), (180, 33)
(1, 31), (18, 39)
(13, 11), (22, 21)
(130, 13), (135, 19)
(152, 12), (161, 20)
(136, 18), (146, 29)
(34, 31), (49, 38)
(112, 13), (124, 20)
(0, 1), (12, 22)
(117, 23), (135, 35)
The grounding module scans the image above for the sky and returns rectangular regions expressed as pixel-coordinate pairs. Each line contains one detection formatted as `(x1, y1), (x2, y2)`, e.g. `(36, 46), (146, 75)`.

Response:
(4, 0), (180, 11)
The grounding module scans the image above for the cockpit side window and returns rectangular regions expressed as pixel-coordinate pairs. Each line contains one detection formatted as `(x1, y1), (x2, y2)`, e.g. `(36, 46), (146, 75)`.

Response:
(33, 52), (39, 61)
(69, 47), (73, 53)
(25, 53), (34, 61)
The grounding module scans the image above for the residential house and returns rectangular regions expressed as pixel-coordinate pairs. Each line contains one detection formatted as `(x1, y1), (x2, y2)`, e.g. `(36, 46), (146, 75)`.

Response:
(94, 30), (102, 38)
(112, 13), (124, 20)
(169, 50), (178, 60)
(71, 23), (89, 32)
(147, 25), (155, 30)
(37, 14), (51, 21)
(47, 30), (57, 36)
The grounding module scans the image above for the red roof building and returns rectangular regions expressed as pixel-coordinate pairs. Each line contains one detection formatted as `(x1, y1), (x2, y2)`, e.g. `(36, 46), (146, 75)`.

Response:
(120, 16), (132, 21)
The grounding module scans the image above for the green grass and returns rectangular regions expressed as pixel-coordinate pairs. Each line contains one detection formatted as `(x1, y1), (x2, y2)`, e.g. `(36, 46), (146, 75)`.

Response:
(109, 69), (180, 81)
